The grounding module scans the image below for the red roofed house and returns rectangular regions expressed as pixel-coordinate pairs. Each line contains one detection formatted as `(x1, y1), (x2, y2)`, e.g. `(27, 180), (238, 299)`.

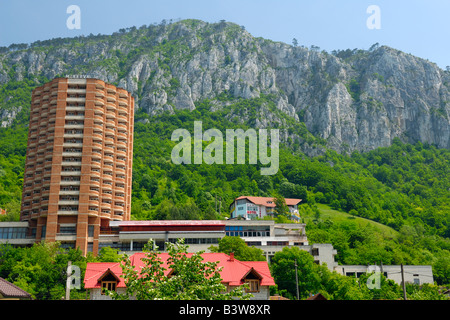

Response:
(84, 252), (275, 300)
(230, 196), (302, 220)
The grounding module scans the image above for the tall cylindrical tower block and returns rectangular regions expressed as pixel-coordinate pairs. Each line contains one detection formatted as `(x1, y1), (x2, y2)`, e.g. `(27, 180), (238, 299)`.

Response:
(20, 77), (134, 255)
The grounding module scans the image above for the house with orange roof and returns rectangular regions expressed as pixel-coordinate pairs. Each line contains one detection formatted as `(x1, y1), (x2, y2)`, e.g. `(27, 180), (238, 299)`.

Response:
(84, 252), (275, 300)
(229, 196), (302, 220)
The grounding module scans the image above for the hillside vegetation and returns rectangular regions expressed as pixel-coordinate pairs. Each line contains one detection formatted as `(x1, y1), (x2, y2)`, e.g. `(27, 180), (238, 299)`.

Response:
(0, 20), (448, 285)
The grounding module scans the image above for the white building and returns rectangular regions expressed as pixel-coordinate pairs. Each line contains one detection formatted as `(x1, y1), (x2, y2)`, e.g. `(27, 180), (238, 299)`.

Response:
(334, 265), (434, 286)
(224, 220), (340, 271)
(229, 196), (302, 220)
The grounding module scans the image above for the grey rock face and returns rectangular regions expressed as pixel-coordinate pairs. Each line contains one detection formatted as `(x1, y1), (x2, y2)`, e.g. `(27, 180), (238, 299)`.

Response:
(0, 105), (22, 127)
(0, 20), (449, 152)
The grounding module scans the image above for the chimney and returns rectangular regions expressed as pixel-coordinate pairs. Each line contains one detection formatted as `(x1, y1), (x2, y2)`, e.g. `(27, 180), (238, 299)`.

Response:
(229, 252), (234, 262)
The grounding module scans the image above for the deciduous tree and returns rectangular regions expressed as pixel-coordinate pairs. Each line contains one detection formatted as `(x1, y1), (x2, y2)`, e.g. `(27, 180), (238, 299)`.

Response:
(109, 239), (251, 300)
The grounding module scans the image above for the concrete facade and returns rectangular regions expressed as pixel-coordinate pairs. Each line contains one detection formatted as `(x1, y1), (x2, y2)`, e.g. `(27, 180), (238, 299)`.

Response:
(89, 287), (127, 300)
(102, 220), (225, 253)
(334, 264), (434, 286)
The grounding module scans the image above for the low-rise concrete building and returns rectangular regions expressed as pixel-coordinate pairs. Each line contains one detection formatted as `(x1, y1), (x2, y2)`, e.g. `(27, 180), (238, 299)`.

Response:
(0, 221), (35, 247)
(99, 220), (225, 253)
(224, 219), (339, 270)
(225, 219), (308, 246)
(334, 264), (434, 286)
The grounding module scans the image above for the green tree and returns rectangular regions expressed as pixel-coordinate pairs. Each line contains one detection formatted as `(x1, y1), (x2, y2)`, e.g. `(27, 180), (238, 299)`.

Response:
(407, 283), (449, 300)
(270, 247), (321, 299)
(318, 267), (370, 300)
(358, 273), (404, 300)
(0, 242), (86, 300)
(279, 181), (307, 202)
(109, 239), (251, 300)
(209, 236), (266, 261)
(97, 247), (122, 262)
(273, 194), (290, 218)
(433, 256), (450, 285)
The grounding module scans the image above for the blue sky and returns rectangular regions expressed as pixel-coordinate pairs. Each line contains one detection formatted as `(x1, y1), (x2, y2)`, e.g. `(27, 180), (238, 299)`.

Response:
(1, 0), (450, 68)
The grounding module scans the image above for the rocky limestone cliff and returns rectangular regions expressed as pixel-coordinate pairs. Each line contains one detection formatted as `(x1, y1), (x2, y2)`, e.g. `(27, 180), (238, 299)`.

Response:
(0, 19), (449, 153)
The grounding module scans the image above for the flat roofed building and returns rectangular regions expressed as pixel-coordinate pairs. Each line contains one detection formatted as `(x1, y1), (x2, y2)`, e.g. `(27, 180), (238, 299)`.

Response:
(334, 265), (434, 286)
(96, 219), (316, 263)
(225, 219), (308, 246)
(99, 220), (226, 253)
(96, 219), (311, 257)
(224, 220), (339, 270)
(0, 222), (35, 246)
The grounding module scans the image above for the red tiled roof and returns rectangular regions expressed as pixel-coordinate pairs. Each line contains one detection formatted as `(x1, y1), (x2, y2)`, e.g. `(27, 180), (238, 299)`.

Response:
(84, 252), (275, 289)
(234, 196), (302, 207)
(84, 262), (123, 289)
(0, 277), (32, 299)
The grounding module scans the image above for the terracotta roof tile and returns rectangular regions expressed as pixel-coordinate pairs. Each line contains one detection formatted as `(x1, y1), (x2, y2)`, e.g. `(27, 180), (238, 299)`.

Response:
(84, 252), (275, 289)
(234, 196), (302, 207)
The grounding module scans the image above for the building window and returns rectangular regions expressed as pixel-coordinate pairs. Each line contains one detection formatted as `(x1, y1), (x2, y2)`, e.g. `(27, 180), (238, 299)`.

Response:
(60, 242), (76, 249)
(225, 226), (269, 237)
(245, 241), (261, 246)
(0, 227), (27, 239)
(88, 225), (95, 237)
(345, 272), (355, 277)
(59, 226), (76, 234)
(245, 279), (260, 293)
(170, 238), (219, 245)
(98, 242), (130, 251)
(267, 241), (288, 246)
(101, 281), (116, 294)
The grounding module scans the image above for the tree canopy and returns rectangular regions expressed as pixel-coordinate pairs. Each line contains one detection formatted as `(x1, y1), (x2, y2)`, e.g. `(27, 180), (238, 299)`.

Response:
(208, 236), (266, 261)
(108, 239), (251, 300)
